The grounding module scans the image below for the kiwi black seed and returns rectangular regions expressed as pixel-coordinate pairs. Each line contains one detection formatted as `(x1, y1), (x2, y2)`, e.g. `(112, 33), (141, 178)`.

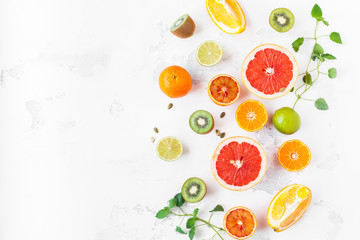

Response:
(170, 14), (196, 38)
(189, 110), (214, 134)
(181, 177), (207, 203)
(269, 8), (295, 33)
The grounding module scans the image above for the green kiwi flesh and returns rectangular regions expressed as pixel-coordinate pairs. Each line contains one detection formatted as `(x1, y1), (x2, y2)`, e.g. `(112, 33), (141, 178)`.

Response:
(269, 8), (294, 33)
(189, 110), (214, 134)
(170, 14), (196, 38)
(181, 177), (207, 203)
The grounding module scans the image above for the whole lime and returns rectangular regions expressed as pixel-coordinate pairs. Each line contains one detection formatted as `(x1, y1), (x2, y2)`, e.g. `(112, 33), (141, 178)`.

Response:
(272, 107), (301, 134)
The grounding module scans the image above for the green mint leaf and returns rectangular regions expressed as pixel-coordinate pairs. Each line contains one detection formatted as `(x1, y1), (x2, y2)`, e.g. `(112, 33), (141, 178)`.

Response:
(174, 193), (185, 207)
(169, 198), (177, 209)
(313, 43), (324, 55)
(176, 226), (187, 234)
(210, 205), (225, 212)
(292, 37), (304, 52)
(328, 68), (337, 78)
(330, 32), (342, 44)
(311, 4), (323, 19)
(290, 87), (294, 92)
(155, 208), (169, 219)
(315, 98), (329, 110)
(302, 73), (312, 85)
(193, 208), (199, 217)
(186, 217), (197, 229)
(322, 53), (336, 60)
(189, 227), (195, 240)
(311, 53), (321, 61)
(321, 19), (329, 26)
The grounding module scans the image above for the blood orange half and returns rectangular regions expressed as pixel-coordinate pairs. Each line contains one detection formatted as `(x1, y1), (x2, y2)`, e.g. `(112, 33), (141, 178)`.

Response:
(208, 74), (240, 106)
(211, 136), (266, 191)
(241, 44), (298, 99)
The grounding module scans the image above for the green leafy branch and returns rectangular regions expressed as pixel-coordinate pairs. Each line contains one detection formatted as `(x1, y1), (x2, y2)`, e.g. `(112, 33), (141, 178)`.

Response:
(291, 3), (342, 110)
(156, 193), (225, 240)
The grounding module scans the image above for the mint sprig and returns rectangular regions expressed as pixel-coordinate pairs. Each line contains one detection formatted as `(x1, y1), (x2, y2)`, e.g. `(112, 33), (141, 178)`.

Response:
(156, 193), (225, 240)
(291, 4), (342, 110)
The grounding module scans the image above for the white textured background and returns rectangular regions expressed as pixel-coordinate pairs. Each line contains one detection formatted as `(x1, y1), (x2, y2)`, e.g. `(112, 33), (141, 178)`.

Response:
(0, 0), (359, 239)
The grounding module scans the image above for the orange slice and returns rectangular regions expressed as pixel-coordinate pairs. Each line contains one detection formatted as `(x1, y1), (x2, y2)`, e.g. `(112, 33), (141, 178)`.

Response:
(278, 140), (311, 171)
(206, 0), (246, 34)
(267, 184), (312, 232)
(235, 100), (268, 132)
(208, 74), (240, 106)
(223, 206), (257, 239)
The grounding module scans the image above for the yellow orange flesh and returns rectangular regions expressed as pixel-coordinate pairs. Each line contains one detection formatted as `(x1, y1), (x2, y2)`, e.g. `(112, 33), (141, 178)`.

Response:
(278, 140), (311, 172)
(267, 184), (312, 232)
(206, 0), (246, 34)
(235, 100), (268, 132)
(208, 74), (240, 106)
(224, 206), (256, 239)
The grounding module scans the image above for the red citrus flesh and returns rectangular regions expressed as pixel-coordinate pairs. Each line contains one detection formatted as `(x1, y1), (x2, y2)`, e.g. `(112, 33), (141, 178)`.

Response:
(208, 74), (240, 106)
(242, 44), (298, 99)
(211, 137), (266, 191)
(224, 207), (257, 239)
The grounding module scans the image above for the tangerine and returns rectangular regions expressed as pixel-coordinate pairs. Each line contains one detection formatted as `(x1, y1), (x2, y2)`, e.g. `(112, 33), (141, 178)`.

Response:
(159, 65), (192, 98)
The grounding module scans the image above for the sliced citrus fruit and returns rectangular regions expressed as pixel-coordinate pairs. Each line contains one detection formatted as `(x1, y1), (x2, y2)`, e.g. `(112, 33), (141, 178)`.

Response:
(278, 140), (311, 171)
(235, 100), (268, 132)
(267, 184), (312, 232)
(211, 136), (266, 191)
(208, 74), (240, 106)
(206, 0), (246, 34)
(223, 206), (257, 239)
(156, 136), (183, 162)
(241, 44), (298, 99)
(196, 40), (223, 67)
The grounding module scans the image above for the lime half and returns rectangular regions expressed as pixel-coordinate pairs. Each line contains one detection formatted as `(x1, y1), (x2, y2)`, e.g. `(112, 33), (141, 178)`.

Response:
(156, 136), (183, 161)
(196, 40), (223, 67)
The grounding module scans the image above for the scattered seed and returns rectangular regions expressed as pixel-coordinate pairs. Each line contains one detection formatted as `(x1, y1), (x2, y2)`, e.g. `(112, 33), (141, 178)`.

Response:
(150, 137), (155, 143)
(220, 132), (226, 138)
(215, 129), (220, 136)
(154, 127), (159, 133)
(220, 112), (226, 118)
(168, 103), (173, 110)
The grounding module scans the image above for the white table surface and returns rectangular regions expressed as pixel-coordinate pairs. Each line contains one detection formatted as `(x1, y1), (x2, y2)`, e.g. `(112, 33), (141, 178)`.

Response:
(1, 0), (359, 239)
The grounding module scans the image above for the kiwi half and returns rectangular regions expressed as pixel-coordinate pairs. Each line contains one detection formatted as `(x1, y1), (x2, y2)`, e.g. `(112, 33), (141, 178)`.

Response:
(181, 177), (207, 203)
(170, 14), (196, 38)
(189, 110), (214, 134)
(269, 8), (295, 33)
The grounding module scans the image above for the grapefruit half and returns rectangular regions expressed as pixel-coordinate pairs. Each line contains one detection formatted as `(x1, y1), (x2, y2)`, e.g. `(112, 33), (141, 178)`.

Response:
(211, 136), (266, 191)
(241, 44), (298, 99)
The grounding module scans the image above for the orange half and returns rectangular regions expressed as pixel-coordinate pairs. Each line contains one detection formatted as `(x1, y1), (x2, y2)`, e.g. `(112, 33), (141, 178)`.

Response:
(224, 206), (257, 239)
(235, 100), (268, 132)
(278, 140), (311, 172)
(208, 74), (240, 106)
(206, 0), (246, 34)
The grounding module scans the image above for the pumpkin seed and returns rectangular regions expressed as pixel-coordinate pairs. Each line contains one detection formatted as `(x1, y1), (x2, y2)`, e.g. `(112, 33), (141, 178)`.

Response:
(220, 132), (226, 138)
(215, 129), (220, 136)
(153, 127), (159, 133)
(150, 137), (155, 143)
(220, 112), (225, 118)
(168, 103), (173, 109)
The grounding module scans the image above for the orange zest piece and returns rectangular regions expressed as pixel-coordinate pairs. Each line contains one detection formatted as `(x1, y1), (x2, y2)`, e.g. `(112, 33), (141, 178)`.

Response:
(267, 184), (312, 232)
(208, 74), (240, 106)
(235, 100), (268, 132)
(278, 140), (311, 172)
(224, 206), (257, 239)
(206, 0), (246, 34)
